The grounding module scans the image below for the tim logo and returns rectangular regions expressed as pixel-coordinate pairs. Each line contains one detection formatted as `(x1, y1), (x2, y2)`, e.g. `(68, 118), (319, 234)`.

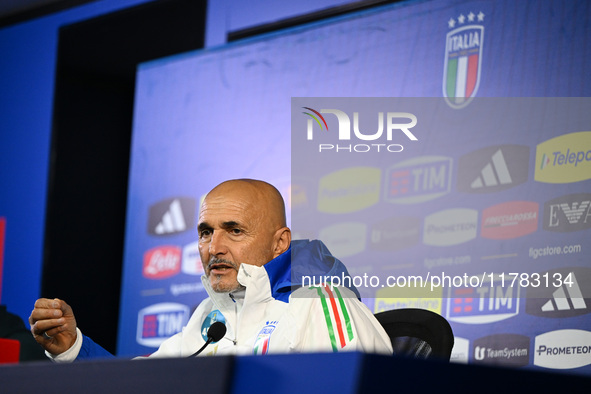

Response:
(143, 246), (181, 279)
(446, 282), (519, 324)
(543, 193), (591, 232)
(302, 107), (417, 153)
(137, 303), (190, 347)
(481, 201), (538, 240)
(148, 197), (196, 236)
(384, 156), (452, 204)
(457, 145), (529, 193)
(526, 267), (591, 318)
(443, 11), (485, 109)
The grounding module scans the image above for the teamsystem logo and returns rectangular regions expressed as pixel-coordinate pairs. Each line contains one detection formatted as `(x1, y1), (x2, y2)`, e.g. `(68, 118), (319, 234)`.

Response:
(302, 107), (417, 153)
(473, 334), (529, 367)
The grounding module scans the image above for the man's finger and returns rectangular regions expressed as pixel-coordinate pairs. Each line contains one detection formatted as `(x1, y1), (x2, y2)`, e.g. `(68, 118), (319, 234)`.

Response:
(33, 298), (61, 309)
(56, 299), (73, 315)
(31, 318), (66, 336)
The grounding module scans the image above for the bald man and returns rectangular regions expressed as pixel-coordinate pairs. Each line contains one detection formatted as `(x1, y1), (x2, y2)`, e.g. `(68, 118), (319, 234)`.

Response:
(30, 179), (392, 360)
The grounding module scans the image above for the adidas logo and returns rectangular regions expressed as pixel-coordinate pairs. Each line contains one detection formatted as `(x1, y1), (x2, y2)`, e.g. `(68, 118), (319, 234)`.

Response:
(148, 197), (196, 236)
(541, 273), (587, 312)
(471, 149), (512, 189)
(457, 145), (529, 194)
(155, 199), (186, 234)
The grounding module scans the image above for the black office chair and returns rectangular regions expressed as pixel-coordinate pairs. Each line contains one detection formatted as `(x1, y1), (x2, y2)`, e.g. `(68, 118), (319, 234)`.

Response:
(374, 308), (454, 361)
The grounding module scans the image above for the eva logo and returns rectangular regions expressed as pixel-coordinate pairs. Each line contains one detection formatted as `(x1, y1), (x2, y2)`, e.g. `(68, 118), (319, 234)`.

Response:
(543, 193), (591, 232)
(535, 131), (591, 184)
(317, 167), (381, 213)
(443, 11), (485, 109)
(481, 201), (538, 240)
(384, 156), (453, 204)
(137, 303), (190, 347)
(302, 107), (417, 153)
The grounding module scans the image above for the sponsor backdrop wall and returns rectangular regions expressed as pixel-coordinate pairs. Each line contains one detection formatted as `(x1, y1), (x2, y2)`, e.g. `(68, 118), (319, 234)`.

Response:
(119, 0), (591, 375)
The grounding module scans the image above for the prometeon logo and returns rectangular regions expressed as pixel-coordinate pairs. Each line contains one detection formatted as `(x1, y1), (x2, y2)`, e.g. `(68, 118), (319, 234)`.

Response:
(535, 131), (591, 184)
(543, 193), (591, 232)
(423, 208), (478, 246)
(457, 145), (529, 193)
(534, 329), (591, 369)
(303, 107), (417, 153)
(443, 11), (485, 109)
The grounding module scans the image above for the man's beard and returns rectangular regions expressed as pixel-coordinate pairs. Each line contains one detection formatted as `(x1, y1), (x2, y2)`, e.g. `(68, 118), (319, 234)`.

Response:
(206, 257), (244, 293)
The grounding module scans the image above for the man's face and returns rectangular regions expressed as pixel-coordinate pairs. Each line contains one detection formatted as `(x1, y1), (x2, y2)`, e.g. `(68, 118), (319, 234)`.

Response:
(197, 188), (277, 293)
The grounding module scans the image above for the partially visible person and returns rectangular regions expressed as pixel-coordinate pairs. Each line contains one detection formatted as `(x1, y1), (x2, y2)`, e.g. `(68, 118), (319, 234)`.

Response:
(1, 305), (48, 362)
(30, 179), (392, 360)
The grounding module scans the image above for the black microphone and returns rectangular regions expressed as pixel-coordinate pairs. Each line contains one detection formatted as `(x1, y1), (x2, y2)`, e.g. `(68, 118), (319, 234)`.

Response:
(189, 321), (227, 357)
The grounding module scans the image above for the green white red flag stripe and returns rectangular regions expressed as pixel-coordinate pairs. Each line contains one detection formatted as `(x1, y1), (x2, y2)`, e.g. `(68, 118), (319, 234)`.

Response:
(313, 285), (354, 352)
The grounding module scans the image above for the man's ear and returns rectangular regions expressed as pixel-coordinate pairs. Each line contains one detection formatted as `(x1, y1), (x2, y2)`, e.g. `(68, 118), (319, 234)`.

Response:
(272, 227), (292, 257)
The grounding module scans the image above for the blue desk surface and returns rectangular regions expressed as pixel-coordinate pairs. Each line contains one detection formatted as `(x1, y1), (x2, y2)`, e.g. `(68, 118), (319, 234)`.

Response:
(1, 352), (589, 393)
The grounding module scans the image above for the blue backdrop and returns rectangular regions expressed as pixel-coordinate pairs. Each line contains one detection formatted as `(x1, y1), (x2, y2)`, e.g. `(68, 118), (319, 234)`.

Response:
(118, 0), (591, 375)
